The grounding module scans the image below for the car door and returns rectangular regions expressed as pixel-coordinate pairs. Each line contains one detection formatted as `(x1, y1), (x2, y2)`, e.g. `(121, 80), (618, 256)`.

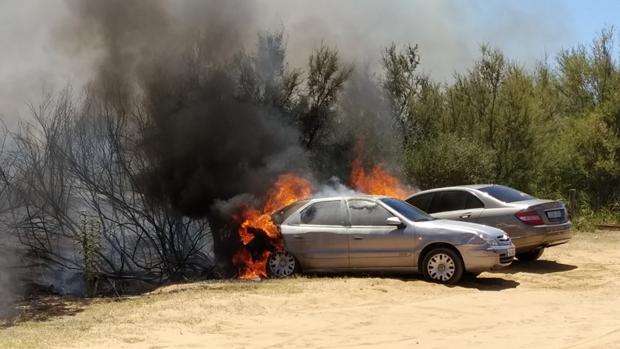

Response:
(427, 190), (485, 222)
(282, 200), (349, 270)
(346, 199), (414, 268)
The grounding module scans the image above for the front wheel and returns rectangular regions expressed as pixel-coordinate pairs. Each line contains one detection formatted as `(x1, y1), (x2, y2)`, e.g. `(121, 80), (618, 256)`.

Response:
(422, 247), (464, 284)
(517, 248), (544, 262)
(268, 251), (298, 277)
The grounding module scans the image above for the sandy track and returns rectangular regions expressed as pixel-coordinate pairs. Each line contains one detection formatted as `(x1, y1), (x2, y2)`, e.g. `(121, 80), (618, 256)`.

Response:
(2, 231), (620, 349)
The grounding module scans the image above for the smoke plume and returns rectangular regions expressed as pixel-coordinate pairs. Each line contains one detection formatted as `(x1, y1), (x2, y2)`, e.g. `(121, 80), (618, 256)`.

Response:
(61, 0), (311, 217)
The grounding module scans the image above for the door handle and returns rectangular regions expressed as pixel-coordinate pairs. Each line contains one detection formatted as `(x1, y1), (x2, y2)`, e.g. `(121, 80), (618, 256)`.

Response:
(460, 213), (472, 219)
(353, 236), (364, 240)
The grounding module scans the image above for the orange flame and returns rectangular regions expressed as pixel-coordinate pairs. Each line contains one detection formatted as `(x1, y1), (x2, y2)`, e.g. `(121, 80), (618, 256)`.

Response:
(350, 143), (410, 199)
(233, 174), (314, 280)
(232, 249), (270, 280)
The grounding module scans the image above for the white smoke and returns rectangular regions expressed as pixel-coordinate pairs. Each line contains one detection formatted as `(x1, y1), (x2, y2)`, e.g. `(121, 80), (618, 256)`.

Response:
(313, 177), (361, 198)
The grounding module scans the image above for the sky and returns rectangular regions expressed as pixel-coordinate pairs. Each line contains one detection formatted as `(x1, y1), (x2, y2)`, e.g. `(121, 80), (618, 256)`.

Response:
(1, 0), (619, 126)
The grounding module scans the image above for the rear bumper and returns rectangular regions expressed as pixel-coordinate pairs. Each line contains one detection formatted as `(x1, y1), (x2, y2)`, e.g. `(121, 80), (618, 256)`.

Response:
(457, 244), (515, 273)
(510, 222), (572, 253)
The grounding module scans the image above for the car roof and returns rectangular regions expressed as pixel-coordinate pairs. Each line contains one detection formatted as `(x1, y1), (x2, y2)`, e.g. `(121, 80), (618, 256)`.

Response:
(408, 184), (495, 197)
(273, 195), (393, 214)
(308, 194), (390, 202)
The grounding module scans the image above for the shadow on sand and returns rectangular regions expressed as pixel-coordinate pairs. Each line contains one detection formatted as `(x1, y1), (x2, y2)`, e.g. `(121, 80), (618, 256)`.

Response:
(459, 276), (520, 291)
(492, 259), (578, 275)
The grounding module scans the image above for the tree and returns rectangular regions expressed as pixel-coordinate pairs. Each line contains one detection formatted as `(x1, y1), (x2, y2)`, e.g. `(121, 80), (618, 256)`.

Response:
(0, 122), (15, 216)
(382, 43), (425, 146)
(300, 43), (353, 150)
(234, 30), (303, 114)
(10, 89), (213, 294)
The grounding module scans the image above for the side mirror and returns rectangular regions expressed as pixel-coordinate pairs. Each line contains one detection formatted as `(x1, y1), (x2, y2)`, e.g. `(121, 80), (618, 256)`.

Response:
(386, 216), (404, 227)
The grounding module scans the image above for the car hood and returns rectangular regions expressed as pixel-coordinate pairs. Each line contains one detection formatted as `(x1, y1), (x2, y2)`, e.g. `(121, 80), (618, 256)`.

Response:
(418, 219), (506, 238)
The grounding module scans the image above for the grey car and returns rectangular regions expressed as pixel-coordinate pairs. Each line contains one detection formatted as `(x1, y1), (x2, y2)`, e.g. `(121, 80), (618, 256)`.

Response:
(406, 185), (572, 261)
(268, 195), (515, 284)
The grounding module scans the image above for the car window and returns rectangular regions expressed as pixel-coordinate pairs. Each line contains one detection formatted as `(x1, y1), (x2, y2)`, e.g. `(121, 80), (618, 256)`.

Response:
(465, 194), (484, 209)
(347, 199), (392, 226)
(478, 185), (534, 203)
(428, 190), (469, 213)
(299, 200), (343, 226)
(272, 200), (309, 225)
(406, 193), (434, 212)
(381, 198), (434, 222)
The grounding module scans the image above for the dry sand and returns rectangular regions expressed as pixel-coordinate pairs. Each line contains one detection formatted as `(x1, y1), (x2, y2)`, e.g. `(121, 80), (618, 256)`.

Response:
(2, 231), (620, 349)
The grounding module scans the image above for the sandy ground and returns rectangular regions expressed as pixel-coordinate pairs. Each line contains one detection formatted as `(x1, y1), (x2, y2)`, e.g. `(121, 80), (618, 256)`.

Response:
(2, 231), (620, 349)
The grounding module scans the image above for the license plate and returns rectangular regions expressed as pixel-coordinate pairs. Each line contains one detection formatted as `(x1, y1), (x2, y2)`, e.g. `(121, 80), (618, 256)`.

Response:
(546, 210), (563, 219)
(506, 248), (515, 257)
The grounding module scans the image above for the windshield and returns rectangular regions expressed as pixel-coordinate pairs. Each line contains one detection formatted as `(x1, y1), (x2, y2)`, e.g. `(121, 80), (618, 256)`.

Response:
(380, 198), (435, 222)
(478, 185), (534, 203)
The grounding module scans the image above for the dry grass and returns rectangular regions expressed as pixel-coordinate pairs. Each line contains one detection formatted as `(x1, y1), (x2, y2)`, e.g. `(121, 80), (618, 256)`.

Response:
(1, 231), (619, 349)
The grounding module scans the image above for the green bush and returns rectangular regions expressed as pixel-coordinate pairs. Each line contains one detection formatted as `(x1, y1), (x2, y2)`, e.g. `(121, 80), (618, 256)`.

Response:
(405, 133), (494, 189)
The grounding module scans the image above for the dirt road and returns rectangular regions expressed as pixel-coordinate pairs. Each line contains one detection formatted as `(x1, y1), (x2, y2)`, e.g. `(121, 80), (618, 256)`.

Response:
(2, 231), (620, 349)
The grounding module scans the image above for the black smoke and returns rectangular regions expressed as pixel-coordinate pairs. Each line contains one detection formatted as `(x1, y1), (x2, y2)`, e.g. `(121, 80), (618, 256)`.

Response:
(63, 0), (309, 217)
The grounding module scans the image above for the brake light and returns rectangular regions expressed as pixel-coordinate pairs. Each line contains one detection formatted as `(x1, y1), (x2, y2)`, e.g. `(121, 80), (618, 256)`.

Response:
(515, 210), (544, 225)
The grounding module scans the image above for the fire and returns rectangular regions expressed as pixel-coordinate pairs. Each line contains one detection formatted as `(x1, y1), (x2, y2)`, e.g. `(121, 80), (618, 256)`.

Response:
(233, 174), (314, 279)
(232, 249), (270, 280)
(232, 146), (409, 279)
(350, 143), (410, 199)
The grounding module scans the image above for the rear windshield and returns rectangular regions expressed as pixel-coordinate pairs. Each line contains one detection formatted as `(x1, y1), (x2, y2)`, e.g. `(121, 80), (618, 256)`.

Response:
(380, 198), (434, 222)
(478, 185), (534, 203)
(272, 200), (308, 224)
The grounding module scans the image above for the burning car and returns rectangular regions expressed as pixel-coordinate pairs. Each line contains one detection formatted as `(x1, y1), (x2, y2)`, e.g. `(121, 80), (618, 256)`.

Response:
(267, 195), (515, 284)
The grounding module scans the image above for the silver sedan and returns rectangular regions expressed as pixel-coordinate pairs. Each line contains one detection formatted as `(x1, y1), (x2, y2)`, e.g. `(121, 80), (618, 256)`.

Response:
(406, 185), (572, 261)
(268, 195), (515, 284)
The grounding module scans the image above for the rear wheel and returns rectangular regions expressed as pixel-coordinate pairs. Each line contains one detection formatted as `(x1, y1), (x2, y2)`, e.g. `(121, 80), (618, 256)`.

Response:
(517, 248), (544, 262)
(422, 247), (464, 284)
(268, 251), (298, 277)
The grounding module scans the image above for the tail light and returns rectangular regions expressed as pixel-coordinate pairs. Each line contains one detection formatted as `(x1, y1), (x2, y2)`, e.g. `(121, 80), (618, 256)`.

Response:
(515, 210), (544, 225)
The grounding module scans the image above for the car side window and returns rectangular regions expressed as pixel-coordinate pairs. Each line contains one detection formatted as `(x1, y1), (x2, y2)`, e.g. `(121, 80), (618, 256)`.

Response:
(347, 200), (392, 226)
(465, 193), (484, 209)
(428, 191), (469, 213)
(299, 200), (343, 226)
(406, 193), (434, 212)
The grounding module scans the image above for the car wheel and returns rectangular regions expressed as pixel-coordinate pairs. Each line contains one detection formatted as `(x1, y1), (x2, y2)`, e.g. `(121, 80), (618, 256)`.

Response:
(268, 251), (298, 277)
(422, 247), (464, 284)
(517, 248), (544, 262)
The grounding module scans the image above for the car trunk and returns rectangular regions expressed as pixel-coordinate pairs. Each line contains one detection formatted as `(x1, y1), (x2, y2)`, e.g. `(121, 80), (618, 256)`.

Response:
(509, 199), (569, 225)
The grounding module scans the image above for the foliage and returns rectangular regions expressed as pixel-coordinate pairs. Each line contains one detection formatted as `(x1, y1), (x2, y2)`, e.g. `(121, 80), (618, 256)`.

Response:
(399, 30), (620, 212)
(301, 43), (353, 150)
(406, 133), (494, 188)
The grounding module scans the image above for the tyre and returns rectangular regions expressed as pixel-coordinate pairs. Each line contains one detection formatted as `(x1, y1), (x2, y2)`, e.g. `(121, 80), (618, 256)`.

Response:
(422, 247), (464, 284)
(517, 248), (544, 262)
(267, 251), (299, 277)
